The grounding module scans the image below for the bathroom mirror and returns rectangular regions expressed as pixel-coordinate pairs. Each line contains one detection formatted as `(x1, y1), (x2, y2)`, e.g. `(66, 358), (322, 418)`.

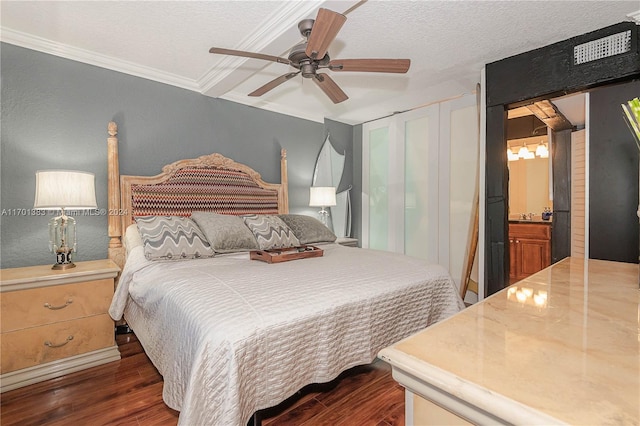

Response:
(508, 135), (553, 220)
(313, 134), (351, 236)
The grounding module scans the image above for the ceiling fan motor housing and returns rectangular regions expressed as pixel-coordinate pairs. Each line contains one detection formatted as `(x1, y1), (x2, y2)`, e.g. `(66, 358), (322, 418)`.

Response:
(289, 42), (330, 78)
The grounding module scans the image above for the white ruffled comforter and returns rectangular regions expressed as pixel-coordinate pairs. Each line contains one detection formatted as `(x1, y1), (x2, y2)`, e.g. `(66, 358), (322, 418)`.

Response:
(110, 243), (464, 425)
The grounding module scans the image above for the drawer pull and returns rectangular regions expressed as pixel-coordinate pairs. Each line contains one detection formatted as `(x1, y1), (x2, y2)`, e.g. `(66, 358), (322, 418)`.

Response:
(44, 299), (73, 310)
(44, 335), (74, 348)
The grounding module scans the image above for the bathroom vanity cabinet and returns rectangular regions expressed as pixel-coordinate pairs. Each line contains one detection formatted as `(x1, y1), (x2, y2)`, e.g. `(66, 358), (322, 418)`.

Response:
(509, 222), (551, 282)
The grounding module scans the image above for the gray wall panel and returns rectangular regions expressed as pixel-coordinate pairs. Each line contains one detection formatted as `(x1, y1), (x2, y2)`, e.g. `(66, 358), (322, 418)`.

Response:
(1, 43), (355, 268)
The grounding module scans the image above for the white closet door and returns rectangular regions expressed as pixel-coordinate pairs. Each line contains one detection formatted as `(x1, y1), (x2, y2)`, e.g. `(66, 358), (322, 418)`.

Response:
(362, 94), (478, 278)
(362, 106), (439, 260)
(362, 117), (393, 251)
(402, 106), (439, 261)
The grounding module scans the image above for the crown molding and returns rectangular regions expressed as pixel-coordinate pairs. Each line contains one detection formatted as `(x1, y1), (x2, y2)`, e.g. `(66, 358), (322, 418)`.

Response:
(628, 10), (640, 23)
(220, 92), (324, 124)
(0, 27), (200, 92)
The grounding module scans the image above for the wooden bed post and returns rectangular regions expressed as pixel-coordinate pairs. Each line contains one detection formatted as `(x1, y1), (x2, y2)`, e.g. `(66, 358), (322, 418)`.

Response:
(107, 121), (125, 269)
(280, 149), (289, 214)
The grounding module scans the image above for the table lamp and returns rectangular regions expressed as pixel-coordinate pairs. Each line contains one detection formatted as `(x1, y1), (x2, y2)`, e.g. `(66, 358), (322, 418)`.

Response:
(309, 186), (336, 227)
(34, 170), (97, 269)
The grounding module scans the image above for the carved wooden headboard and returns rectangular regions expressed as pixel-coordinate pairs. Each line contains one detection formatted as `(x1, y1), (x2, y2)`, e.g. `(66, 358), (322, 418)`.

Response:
(106, 121), (289, 269)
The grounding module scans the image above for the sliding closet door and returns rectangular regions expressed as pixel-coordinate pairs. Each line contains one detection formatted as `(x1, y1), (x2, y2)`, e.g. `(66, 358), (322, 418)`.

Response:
(363, 118), (393, 251)
(403, 106), (439, 261)
(362, 95), (478, 284)
(362, 106), (439, 260)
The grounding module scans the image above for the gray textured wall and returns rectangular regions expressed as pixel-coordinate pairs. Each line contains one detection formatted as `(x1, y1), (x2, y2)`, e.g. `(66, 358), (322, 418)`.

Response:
(1, 43), (353, 268)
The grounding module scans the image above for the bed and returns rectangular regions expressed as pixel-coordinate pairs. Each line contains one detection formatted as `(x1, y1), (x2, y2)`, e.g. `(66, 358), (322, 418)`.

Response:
(105, 121), (464, 425)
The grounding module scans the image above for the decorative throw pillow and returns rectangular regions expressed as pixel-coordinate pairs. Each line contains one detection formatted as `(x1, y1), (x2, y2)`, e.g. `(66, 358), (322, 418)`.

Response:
(191, 212), (258, 253)
(242, 214), (300, 250)
(278, 214), (337, 244)
(135, 216), (214, 260)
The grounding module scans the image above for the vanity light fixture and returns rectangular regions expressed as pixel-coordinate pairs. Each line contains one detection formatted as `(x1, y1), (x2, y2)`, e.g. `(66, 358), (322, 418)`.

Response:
(517, 144), (531, 159)
(518, 145), (535, 160)
(536, 141), (549, 158)
(507, 148), (519, 161)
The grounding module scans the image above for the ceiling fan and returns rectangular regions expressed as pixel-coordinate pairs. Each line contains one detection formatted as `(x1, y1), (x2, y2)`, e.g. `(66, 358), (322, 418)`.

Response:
(209, 8), (411, 104)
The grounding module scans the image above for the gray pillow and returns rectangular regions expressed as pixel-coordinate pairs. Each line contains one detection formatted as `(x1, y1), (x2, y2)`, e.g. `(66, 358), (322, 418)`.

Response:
(191, 212), (258, 253)
(242, 214), (300, 250)
(135, 216), (214, 260)
(278, 214), (337, 244)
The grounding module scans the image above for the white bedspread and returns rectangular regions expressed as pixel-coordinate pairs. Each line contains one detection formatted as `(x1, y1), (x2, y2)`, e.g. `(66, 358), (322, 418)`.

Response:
(110, 243), (464, 425)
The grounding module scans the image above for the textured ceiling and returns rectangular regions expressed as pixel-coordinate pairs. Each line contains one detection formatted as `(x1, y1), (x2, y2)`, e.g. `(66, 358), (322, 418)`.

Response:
(1, 1), (638, 124)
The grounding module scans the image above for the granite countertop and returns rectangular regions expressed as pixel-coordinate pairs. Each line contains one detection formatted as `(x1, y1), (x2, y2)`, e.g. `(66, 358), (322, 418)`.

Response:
(379, 257), (640, 425)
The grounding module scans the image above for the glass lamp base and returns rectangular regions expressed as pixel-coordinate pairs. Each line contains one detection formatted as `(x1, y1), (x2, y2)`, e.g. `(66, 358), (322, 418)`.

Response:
(52, 262), (76, 270)
(318, 208), (330, 228)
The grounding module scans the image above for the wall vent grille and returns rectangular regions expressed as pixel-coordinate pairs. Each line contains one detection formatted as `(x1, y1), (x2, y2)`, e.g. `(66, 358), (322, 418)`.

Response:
(573, 30), (631, 65)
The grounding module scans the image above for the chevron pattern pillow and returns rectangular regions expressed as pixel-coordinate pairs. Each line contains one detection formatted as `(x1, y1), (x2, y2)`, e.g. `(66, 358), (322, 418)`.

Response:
(242, 214), (300, 250)
(135, 216), (214, 260)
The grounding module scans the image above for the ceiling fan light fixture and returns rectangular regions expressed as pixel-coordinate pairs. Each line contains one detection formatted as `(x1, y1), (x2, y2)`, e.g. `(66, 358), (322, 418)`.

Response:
(301, 62), (317, 78)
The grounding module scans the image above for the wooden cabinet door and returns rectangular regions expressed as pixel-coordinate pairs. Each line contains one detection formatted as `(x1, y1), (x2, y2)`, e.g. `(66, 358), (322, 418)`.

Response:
(518, 238), (551, 279)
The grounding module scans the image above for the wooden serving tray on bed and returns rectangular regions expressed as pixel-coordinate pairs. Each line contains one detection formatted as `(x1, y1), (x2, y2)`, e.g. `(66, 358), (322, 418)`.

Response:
(250, 245), (323, 263)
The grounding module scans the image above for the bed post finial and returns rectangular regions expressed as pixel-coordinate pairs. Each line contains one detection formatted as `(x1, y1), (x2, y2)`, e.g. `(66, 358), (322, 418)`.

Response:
(280, 149), (289, 214)
(107, 121), (125, 269)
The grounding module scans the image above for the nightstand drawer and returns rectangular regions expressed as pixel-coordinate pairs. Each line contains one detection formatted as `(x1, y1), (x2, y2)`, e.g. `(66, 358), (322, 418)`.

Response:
(0, 314), (115, 373)
(0, 279), (113, 333)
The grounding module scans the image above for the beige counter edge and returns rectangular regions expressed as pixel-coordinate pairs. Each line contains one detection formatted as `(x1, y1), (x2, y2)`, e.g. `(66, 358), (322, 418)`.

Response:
(378, 348), (568, 426)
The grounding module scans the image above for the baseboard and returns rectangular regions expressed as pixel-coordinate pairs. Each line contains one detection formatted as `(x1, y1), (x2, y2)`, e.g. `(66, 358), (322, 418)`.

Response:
(0, 346), (121, 393)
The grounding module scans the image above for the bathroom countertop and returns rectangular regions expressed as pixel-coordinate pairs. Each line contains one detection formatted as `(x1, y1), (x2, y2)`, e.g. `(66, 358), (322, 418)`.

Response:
(508, 218), (552, 224)
(379, 257), (640, 425)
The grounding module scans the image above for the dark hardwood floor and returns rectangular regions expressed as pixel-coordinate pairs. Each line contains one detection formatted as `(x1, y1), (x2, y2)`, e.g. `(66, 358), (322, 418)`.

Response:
(0, 334), (404, 425)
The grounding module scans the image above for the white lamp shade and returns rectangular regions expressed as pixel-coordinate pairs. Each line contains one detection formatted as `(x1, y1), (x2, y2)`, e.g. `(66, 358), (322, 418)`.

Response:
(309, 186), (336, 207)
(34, 170), (97, 210)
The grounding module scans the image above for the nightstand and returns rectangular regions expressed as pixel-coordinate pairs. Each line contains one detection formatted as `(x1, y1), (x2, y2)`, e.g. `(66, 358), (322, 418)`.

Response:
(336, 237), (359, 247)
(0, 260), (121, 392)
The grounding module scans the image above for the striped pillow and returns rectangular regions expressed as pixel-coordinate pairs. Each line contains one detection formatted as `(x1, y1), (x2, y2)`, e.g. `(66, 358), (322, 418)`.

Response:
(242, 215), (300, 250)
(135, 216), (214, 260)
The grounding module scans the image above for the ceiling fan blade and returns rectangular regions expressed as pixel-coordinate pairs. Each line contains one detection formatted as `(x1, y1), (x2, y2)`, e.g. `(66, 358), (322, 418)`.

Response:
(248, 72), (300, 97)
(209, 47), (291, 65)
(329, 59), (411, 73)
(313, 73), (348, 104)
(305, 8), (346, 60)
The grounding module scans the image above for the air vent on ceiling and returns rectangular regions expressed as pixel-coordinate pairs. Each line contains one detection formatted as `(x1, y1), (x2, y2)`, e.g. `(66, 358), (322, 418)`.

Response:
(573, 30), (632, 65)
